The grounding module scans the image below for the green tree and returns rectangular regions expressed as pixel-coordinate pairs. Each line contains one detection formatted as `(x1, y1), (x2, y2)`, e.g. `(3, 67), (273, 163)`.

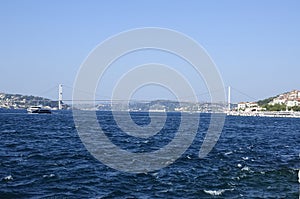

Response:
(262, 104), (286, 111)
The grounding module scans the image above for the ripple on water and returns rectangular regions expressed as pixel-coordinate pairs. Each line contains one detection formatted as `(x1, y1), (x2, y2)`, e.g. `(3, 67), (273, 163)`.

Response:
(0, 111), (299, 198)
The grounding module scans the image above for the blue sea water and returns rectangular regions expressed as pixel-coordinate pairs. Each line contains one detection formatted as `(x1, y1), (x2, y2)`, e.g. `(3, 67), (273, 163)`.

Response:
(0, 110), (299, 198)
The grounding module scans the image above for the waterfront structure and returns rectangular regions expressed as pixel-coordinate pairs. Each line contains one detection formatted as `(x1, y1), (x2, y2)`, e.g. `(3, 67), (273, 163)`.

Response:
(237, 102), (261, 112)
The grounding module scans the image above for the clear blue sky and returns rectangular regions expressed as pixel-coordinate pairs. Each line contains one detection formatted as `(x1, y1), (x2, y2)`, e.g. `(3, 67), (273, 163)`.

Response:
(0, 0), (299, 102)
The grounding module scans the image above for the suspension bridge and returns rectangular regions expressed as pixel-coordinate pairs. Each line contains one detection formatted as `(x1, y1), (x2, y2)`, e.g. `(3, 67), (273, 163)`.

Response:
(31, 84), (259, 111)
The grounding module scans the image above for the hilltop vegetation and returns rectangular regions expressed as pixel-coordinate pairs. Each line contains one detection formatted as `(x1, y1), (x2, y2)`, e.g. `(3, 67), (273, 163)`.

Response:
(257, 96), (277, 107)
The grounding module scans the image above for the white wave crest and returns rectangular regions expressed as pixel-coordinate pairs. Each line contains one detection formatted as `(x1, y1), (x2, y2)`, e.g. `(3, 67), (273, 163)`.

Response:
(204, 188), (234, 196)
(3, 175), (13, 181)
(204, 189), (225, 196)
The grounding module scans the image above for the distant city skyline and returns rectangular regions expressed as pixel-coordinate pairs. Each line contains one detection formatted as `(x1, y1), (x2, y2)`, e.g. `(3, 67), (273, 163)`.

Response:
(1, 1), (299, 103)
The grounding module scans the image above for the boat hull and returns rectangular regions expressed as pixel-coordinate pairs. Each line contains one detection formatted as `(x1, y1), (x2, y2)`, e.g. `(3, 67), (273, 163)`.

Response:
(27, 106), (52, 114)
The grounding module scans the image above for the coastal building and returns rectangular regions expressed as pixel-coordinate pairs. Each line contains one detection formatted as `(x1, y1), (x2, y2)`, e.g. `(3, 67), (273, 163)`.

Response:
(237, 102), (247, 110)
(269, 98), (286, 105)
(237, 102), (260, 112)
(287, 90), (300, 100)
(149, 108), (166, 112)
(286, 100), (299, 107)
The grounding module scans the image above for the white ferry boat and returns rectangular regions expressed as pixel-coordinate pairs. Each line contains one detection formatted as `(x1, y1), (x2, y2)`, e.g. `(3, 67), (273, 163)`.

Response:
(27, 106), (52, 114)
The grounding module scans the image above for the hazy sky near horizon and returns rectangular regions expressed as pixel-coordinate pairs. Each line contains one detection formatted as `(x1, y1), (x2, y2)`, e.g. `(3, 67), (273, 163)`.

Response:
(0, 0), (299, 102)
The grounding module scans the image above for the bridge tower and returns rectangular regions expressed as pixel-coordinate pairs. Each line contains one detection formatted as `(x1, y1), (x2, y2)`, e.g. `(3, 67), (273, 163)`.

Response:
(58, 84), (63, 110)
(228, 86), (231, 111)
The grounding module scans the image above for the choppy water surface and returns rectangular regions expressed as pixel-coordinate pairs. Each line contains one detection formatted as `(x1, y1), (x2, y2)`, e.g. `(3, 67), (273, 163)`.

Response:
(0, 110), (299, 198)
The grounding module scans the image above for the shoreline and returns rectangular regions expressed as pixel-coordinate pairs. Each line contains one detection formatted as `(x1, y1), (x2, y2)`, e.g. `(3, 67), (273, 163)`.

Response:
(227, 111), (300, 118)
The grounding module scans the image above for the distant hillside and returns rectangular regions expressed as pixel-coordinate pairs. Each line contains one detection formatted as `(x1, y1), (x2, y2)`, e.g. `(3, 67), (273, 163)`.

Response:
(0, 93), (66, 109)
(96, 99), (227, 112)
(256, 90), (300, 111)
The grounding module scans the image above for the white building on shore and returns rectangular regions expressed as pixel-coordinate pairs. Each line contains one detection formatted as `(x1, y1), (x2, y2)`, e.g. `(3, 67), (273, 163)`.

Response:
(286, 100), (299, 107)
(237, 102), (262, 112)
